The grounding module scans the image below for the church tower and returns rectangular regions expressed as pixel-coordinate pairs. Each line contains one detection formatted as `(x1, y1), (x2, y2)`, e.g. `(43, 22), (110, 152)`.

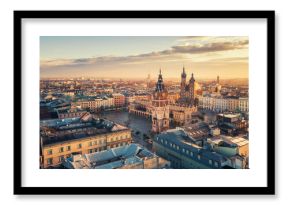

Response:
(180, 66), (187, 99)
(151, 69), (170, 133)
(189, 73), (195, 101)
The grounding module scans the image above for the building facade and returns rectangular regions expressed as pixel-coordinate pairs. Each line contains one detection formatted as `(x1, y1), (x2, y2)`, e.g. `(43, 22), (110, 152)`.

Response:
(57, 109), (87, 119)
(169, 104), (197, 125)
(72, 97), (115, 111)
(153, 129), (228, 169)
(198, 96), (248, 113)
(40, 118), (132, 168)
(112, 93), (125, 107)
(239, 97), (249, 112)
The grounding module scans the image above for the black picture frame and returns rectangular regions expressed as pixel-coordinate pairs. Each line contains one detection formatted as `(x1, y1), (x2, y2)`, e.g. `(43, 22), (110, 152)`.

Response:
(14, 10), (275, 195)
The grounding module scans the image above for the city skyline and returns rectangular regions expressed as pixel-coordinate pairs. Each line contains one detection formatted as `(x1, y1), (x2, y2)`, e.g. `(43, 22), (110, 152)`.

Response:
(40, 36), (248, 79)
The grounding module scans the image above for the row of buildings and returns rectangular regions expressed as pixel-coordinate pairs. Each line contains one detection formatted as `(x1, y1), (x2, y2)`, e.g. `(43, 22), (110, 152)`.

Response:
(153, 128), (249, 169)
(198, 95), (249, 112)
(71, 93), (125, 110)
(40, 66), (249, 169)
(40, 114), (132, 168)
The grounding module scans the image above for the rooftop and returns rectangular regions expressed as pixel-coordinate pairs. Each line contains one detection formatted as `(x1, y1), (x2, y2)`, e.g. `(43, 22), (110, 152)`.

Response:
(41, 117), (129, 146)
(208, 136), (249, 148)
(155, 129), (227, 163)
(218, 113), (240, 118)
(63, 144), (160, 169)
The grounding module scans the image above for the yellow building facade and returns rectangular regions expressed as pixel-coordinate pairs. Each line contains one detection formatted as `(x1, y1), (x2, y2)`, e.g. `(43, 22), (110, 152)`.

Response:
(41, 129), (131, 168)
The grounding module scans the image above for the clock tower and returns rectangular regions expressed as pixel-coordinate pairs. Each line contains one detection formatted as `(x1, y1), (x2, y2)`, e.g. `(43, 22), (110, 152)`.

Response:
(151, 69), (170, 133)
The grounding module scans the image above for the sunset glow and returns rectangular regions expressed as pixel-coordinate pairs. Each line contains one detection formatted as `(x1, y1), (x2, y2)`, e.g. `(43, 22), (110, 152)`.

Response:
(40, 36), (248, 79)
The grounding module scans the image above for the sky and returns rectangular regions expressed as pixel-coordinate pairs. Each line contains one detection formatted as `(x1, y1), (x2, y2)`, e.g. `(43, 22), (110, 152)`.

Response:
(40, 36), (248, 79)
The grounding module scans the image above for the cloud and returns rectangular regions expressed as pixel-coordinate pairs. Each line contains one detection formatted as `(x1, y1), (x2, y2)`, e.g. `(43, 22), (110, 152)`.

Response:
(170, 40), (248, 54)
(41, 39), (248, 70)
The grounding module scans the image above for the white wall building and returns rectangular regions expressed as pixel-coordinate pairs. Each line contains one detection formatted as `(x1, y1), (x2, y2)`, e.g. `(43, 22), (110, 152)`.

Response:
(239, 97), (249, 112)
(198, 96), (248, 113)
(73, 97), (115, 110)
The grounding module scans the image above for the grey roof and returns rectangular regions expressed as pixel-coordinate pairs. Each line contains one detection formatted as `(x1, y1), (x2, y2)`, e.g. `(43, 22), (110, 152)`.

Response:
(154, 129), (228, 168)
(63, 144), (157, 169)
(41, 118), (129, 146)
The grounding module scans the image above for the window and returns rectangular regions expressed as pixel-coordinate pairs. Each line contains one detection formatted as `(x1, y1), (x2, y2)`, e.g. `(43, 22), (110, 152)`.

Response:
(198, 155), (201, 160)
(116, 137), (119, 141)
(89, 149), (93, 153)
(94, 148), (98, 152)
(58, 156), (64, 162)
(47, 158), (53, 165)
(186, 150), (189, 155)
(165, 140), (167, 145)
(161, 139), (163, 143)
(182, 148), (185, 153)
(59, 147), (64, 153)
(47, 149), (52, 155)
(78, 143), (82, 149)
(88, 141), (93, 146)
(214, 162), (219, 167)
(209, 159), (212, 165)
(66, 146), (71, 151)
(94, 141), (98, 145)
(190, 152), (193, 157)
(176, 146), (179, 150)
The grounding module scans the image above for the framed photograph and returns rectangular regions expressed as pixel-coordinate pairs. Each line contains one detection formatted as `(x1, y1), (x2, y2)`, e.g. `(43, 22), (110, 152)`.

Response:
(14, 10), (275, 195)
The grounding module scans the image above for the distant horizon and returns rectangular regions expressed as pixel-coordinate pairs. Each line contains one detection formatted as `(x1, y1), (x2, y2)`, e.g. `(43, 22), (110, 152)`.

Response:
(40, 76), (249, 81)
(40, 36), (248, 79)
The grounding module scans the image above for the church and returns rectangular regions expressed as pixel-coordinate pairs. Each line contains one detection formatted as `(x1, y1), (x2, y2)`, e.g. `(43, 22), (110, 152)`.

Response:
(179, 66), (199, 105)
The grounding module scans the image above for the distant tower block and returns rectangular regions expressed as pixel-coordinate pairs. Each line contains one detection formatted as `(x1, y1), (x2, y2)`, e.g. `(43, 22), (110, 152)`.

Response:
(215, 75), (222, 94)
(147, 74), (151, 89)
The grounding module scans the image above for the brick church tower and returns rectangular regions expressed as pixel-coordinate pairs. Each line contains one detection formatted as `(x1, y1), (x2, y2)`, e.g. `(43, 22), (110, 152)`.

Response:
(151, 69), (170, 133)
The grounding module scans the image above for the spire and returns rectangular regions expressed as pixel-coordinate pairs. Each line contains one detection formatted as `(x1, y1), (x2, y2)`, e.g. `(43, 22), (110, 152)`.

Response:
(158, 68), (163, 80)
(156, 69), (165, 92)
(181, 66), (186, 78)
(190, 73), (195, 83)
